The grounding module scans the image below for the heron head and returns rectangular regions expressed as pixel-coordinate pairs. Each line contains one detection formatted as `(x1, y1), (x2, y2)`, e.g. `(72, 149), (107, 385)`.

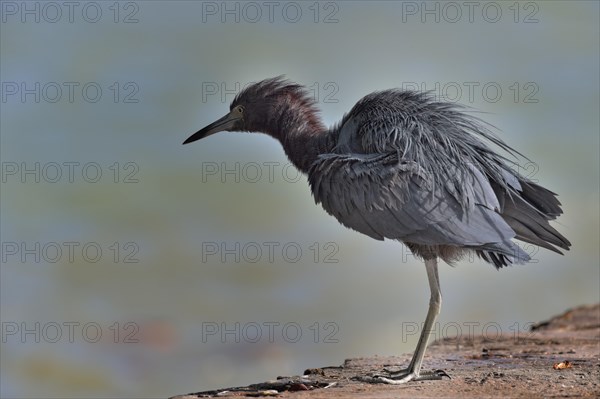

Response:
(183, 76), (320, 144)
(183, 78), (284, 144)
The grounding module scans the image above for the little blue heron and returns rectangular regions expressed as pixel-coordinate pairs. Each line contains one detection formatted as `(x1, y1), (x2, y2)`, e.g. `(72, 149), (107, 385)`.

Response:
(183, 76), (570, 383)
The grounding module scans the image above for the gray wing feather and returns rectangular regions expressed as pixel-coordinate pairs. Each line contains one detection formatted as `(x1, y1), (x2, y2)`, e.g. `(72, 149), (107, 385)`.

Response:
(308, 152), (521, 253)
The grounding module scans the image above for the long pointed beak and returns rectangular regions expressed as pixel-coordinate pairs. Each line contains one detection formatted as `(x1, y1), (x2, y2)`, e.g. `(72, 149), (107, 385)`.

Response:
(183, 111), (241, 144)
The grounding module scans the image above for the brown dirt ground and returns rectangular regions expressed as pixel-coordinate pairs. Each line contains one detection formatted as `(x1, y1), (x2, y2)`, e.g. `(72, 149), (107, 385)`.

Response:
(171, 304), (600, 398)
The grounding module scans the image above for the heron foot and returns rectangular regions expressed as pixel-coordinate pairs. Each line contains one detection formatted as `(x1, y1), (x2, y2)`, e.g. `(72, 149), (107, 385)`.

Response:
(356, 368), (450, 384)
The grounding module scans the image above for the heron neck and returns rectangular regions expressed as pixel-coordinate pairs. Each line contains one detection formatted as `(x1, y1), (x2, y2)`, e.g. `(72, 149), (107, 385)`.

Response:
(280, 128), (336, 174)
(260, 101), (335, 174)
(279, 124), (335, 174)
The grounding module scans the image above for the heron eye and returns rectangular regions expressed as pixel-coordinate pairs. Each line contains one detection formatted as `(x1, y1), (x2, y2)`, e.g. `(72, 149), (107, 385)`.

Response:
(238, 106), (244, 113)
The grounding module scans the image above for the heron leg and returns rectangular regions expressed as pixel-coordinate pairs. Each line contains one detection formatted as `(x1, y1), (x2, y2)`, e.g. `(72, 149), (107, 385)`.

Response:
(373, 258), (449, 384)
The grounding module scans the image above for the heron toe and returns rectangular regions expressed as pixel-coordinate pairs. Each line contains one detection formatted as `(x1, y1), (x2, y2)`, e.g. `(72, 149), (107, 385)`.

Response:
(373, 368), (451, 384)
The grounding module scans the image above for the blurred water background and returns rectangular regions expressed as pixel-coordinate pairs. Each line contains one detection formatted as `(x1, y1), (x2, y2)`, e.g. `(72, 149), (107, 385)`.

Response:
(1, 1), (598, 398)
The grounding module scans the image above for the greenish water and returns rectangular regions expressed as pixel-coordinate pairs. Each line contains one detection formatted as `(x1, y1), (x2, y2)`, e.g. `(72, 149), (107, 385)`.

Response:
(1, 2), (598, 398)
